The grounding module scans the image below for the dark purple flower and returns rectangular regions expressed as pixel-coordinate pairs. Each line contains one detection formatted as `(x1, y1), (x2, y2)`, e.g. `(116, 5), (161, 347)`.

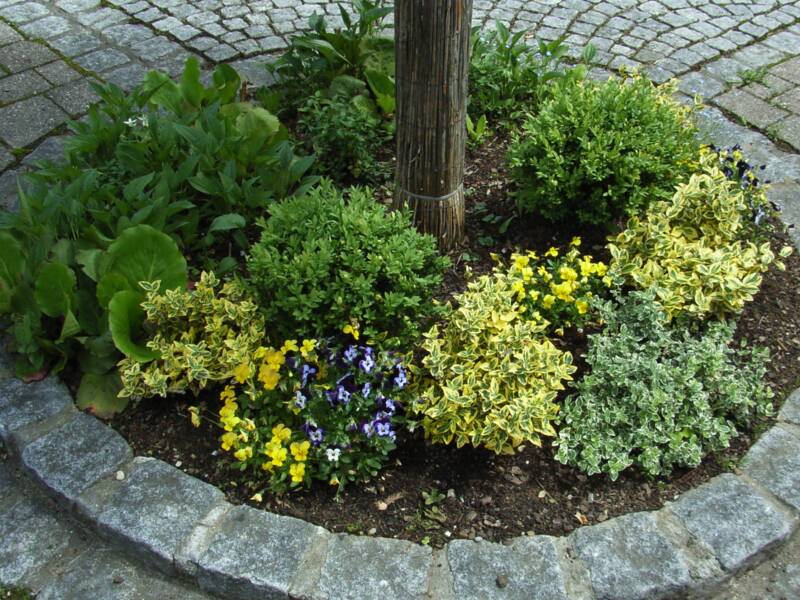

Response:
(294, 390), (307, 409)
(302, 422), (325, 446)
(359, 353), (375, 374)
(393, 365), (408, 389)
(361, 421), (375, 437)
(362, 382), (372, 397)
(343, 345), (358, 364)
(374, 419), (396, 441)
(301, 364), (317, 387)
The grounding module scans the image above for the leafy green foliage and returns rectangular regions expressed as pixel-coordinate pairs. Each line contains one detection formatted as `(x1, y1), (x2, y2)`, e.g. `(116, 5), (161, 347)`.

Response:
(298, 91), (390, 183)
(118, 272), (266, 399)
(469, 22), (594, 123)
(507, 75), (699, 225)
(246, 182), (449, 347)
(608, 148), (790, 320)
(554, 290), (773, 480)
(414, 272), (576, 454)
(267, 0), (394, 112)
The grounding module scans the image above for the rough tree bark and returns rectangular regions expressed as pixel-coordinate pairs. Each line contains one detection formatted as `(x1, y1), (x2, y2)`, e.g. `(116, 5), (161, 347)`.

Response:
(393, 0), (472, 250)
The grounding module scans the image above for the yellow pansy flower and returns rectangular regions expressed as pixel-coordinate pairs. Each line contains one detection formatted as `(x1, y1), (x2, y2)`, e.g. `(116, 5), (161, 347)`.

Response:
(343, 322), (360, 340)
(300, 339), (317, 358)
(250, 493), (263, 503)
(258, 364), (280, 390)
(234, 446), (253, 462)
(290, 440), (310, 462)
(233, 362), (252, 384)
(551, 281), (574, 302)
(221, 432), (237, 451)
(281, 339), (299, 354)
(289, 462), (306, 483)
(542, 294), (556, 309)
(545, 247), (559, 258)
(513, 254), (530, 270)
(272, 423), (291, 442)
(269, 446), (287, 467)
(330, 475), (340, 486)
(570, 236), (581, 247)
(595, 262), (608, 276)
(264, 349), (285, 367)
(220, 385), (236, 402)
(529, 289), (540, 300)
(559, 266), (578, 282)
(576, 300), (589, 314)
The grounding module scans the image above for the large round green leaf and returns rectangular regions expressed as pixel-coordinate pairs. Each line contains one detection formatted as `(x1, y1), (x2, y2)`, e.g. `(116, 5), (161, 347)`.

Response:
(97, 225), (187, 309)
(34, 262), (76, 318)
(108, 290), (159, 362)
(76, 372), (127, 418)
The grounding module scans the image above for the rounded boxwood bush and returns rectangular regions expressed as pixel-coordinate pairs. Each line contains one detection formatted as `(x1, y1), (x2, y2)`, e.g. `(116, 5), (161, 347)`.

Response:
(246, 181), (450, 347)
(507, 76), (699, 226)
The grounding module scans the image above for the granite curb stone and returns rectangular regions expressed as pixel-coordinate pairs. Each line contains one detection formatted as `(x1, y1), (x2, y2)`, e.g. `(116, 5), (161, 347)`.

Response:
(778, 388), (800, 424)
(666, 473), (797, 573)
(740, 423), (800, 512)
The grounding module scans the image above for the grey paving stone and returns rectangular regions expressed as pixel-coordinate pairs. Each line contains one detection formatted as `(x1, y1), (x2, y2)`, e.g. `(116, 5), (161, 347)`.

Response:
(0, 498), (75, 585)
(781, 390), (800, 425)
(311, 534), (432, 600)
(668, 474), (796, 573)
(0, 22), (22, 46)
(47, 78), (101, 116)
(774, 116), (800, 151)
(74, 48), (129, 74)
(0, 96), (68, 148)
(103, 23), (154, 46)
(741, 425), (800, 511)
(19, 15), (72, 39)
(0, 41), (58, 73)
(37, 548), (213, 600)
(205, 44), (238, 62)
(0, 2), (50, 24)
(49, 31), (103, 58)
(76, 7), (127, 29)
(92, 457), (225, 569)
(0, 145), (11, 172)
(714, 89), (789, 129)
(775, 88), (800, 113)
(0, 70), (51, 105)
(0, 460), (18, 502)
(772, 58), (800, 86)
(35, 61), (82, 86)
(103, 62), (148, 92)
(193, 505), (326, 600)
(21, 412), (132, 501)
(0, 377), (73, 442)
(131, 36), (181, 61)
(678, 71), (725, 99)
(55, 0), (100, 11)
(569, 511), (692, 600)
(22, 135), (66, 166)
(447, 536), (570, 600)
(731, 44), (789, 70)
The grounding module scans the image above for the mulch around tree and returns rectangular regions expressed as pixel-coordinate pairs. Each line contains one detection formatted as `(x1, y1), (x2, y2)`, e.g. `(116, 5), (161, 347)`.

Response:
(107, 134), (800, 548)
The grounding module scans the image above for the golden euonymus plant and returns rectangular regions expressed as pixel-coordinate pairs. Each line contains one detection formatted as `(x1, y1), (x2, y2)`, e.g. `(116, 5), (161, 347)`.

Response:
(118, 272), (266, 398)
(608, 149), (792, 320)
(413, 272), (575, 454)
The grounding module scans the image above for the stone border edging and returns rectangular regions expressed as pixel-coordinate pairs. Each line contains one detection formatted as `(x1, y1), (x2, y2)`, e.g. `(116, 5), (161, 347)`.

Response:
(1, 368), (799, 600)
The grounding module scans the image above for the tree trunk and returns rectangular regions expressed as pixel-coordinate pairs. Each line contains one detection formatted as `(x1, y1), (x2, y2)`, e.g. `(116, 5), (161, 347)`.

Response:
(393, 0), (471, 250)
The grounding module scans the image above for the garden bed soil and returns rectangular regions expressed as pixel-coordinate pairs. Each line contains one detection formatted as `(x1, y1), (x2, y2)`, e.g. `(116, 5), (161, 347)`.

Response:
(107, 133), (800, 547)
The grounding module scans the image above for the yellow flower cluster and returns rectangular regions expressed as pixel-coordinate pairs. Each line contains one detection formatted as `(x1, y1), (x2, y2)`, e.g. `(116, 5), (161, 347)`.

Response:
(498, 238), (610, 333)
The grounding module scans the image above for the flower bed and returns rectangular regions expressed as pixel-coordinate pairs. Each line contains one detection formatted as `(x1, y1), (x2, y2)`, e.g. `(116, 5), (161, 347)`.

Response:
(2, 2), (799, 547)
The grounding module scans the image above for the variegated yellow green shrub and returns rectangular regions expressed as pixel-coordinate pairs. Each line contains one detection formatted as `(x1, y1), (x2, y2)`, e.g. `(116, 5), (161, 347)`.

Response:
(608, 149), (791, 319)
(413, 272), (576, 454)
(118, 272), (266, 398)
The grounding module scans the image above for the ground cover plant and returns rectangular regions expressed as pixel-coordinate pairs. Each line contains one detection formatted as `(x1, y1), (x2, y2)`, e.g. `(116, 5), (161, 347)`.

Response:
(2, 2), (799, 547)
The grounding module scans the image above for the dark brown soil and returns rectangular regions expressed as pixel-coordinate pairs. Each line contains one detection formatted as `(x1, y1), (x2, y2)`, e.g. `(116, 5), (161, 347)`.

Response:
(107, 135), (800, 548)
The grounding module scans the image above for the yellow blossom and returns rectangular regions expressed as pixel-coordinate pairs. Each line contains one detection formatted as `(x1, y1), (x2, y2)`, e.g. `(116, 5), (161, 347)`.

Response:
(551, 281), (574, 302)
(250, 493), (263, 503)
(343, 323), (360, 340)
(188, 406), (201, 428)
(603, 275), (613, 287)
(576, 300), (589, 314)
(555, 327), (564, 336)
(330, 475), (340, 486)
(570, 236), (581, 247)
(545, 247), (559, 258)
(281, 339), (299, 354)
(269, 446), (287, 467)
(261, 461), (273, 472)
(513, 254), (530, 270)
(559, 266), (578, 282)
(272, 423), (291, 442)
(220, 385), (236, 402)
(521, 266), (533, 282)
(511, 280), (525, 300)
(234, 446), (253, 462)
(233, 362), (252, 384)
(542, 294), (556, 309)
(264, 349), (285, 367)
(289, 462), (305, 483)
(290, 440), (310, 461)
(300, 339), (317, 358)
(595, 262), (608, 276)
(529, 289), (540, 300)
(258, 364), (280, 390)
(221, 432), (237, 451)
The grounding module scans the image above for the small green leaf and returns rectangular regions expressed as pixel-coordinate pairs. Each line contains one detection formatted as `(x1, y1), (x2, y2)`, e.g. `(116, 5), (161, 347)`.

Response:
(34, 262), (76, 318)
(76, 372), (127, 418)
(209, 213), (246, 233)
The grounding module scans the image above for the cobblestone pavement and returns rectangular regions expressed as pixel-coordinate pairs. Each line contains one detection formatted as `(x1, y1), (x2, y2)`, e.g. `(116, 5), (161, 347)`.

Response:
(1, 1), (800, 598)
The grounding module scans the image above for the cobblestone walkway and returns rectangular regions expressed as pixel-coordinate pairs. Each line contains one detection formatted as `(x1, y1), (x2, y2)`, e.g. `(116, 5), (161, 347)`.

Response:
(1, 1), (800, 598)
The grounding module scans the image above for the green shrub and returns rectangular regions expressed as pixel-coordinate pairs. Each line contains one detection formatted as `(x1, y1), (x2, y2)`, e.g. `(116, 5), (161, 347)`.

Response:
(507, 75), (698, 225)
(608, 148), (791, 320)
(413, 272), (576, 454)
(554, 290), (773, 480)
(246, 182), (449, 347)
(469, 22), (592, 123)
(118, 271), (266, 399)
(209, 339), (410, 493)
(298, 91), (390, 183)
